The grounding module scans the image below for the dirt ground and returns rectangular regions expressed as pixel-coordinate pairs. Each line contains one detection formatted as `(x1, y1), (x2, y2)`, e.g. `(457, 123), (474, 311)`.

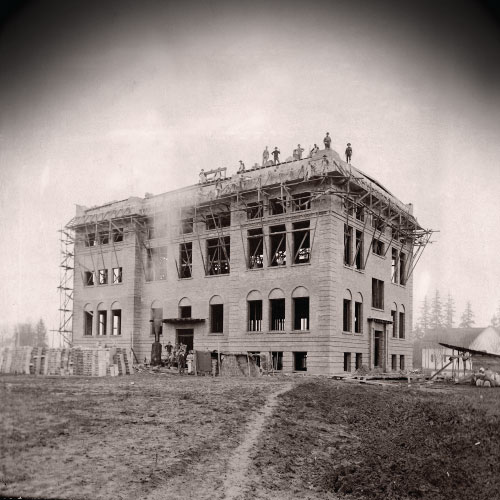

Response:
(1, 374), (499, 500)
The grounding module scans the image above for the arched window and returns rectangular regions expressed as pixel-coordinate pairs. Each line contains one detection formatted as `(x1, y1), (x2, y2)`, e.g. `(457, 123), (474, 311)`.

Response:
(269, 289), (286, 331)
(399, 305), (406, 339)
(97, 302), (107, 336)
(354, 293), (363, 334)
(209, 295), (224, 333)
(343, 290), (352, 332)
(111, 301), (122, 336)
(178, 297), (192, 319)
(391, 303), (398, 338)
(247, 291), (262, 332)
(292, 286), (309, 331)
(83, 303), (93, 336)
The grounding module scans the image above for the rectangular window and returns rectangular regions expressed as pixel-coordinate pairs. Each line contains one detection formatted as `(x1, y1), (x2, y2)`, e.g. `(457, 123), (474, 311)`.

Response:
(291, 192), (311, 211)
(355, 230), (364, 270)
(355, 206), (364, 221)
(84, 311), (93, 336)
(151, 308), (163, 337)
(98, 269), (108, 285)
(371, 215), (384, 230)
(112, 227), (124, 243)
(85, 232), (96, 247)
(372, 239), (384, 256)
(294, 352), (307, 371)
(210, 304), (224, 333)
(355, 353), (362, 370)
(344, 352), (351, 372)
(400, 355), (405, 370)
(343, 299), (351, 332)
(206, 237), (230, 275)
(293, 297), (309, 331)
(270, 298), (286, 331)
(293, 220), (310, 264)
(180, 218), (194, 235)
(179, 242), (193, 279)
(372, 279), (384, 309)
(98, 311), (107, 336)
(344, 225), (352, 266)
(248, 229), (264, 269)
(248, 351), (261, 367)
(179, 306), (191, 319)
(269, 225), (286, 266)
(248, 300), (263, 332)
(272, 351), (283, 371)
(112, 310), (121, 336)
(206, 212), (231, 230)
(354, 302), (363, 333)
(391, 248), (398, 283)
(392, 354), (397, 371)
(399, 312), (405, 339)
(399, 253), (406, 285)
(145, 246), (168, 281)
(247, 201), (263, 220)
(98, 230), (109, 245)
(269, 197), (286, 215)
(391, 310), (397, 337)
(84, 271), (95, 286)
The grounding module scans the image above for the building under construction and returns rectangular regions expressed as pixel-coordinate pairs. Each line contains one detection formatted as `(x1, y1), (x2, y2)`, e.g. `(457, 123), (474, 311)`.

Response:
(63, 144), (431, 374)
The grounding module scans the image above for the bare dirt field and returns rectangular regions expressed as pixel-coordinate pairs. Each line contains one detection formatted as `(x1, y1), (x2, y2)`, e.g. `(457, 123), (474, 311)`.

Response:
(1, 374), (499, 500)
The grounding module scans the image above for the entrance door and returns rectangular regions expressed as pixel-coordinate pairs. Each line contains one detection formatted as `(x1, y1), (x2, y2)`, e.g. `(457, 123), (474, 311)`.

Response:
(176, 329), (194, 351)
(374, 330), (383, 368)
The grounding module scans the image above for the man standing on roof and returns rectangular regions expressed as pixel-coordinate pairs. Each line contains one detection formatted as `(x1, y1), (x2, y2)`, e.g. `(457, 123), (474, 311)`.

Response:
(296, 144), (304, 160)
(272, 147), (280, 165)
(345, 143), (352, 163)
(262, 146), (269, 166)
(199, 169), (207, 184)
(238, 160), (245, 173)
(310, 144), (319, 156)
(323, 132), (331, 149)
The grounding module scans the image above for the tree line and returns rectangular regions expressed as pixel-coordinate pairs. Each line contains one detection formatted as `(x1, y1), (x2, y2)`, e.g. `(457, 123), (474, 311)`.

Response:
(0, 319), (48, 348)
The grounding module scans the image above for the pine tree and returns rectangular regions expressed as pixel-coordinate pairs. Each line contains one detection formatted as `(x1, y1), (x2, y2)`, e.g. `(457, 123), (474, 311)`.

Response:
(430, 290), (444, 330)
(14, 322), (36, 346)
(35, 319), (48, 348)
(444, 292), (455, 328)
(490, 302), (500, 328)
(459, 301), (475, 328)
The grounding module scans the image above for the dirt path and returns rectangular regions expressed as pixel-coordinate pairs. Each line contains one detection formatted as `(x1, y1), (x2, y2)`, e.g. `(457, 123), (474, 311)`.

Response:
(221, 383), (294, 500)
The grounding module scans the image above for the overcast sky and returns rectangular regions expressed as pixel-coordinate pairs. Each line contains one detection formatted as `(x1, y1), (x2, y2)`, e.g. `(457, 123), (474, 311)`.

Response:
(1, 0), (499, 339)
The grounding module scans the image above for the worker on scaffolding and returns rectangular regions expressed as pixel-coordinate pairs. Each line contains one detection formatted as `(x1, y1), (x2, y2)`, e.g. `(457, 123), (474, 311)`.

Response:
(262, 146), (269, 166)
(199, 169), (207, 184)
(310, 144), (319, 156)
(294, 144), (304, 160)
(238, 160), (246, 173)
(345, 143), (352, 163)
(323, 132), (331, 149)
(272, 147), (280, 165)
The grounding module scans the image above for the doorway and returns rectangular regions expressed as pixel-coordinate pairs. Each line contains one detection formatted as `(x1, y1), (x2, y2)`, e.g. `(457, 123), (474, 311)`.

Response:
(374, 330), (383, 368)
(176, 329), (194, 351)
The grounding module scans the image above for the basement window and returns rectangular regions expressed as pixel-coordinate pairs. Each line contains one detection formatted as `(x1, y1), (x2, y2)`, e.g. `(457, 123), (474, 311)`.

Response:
(111, 310), (121, 336)
(206, 237), (230, 275)
(354, 302), (363, 333)
(372, 239), (384, 256)
(391, 248), (398, 283)
(293, 221), (310, 264)
(84, 271), (95, 286)
(293, 297), (309, 331)
(272, 351), (283, 371)
(179, 306), (191, 319)
(248, 229), (264, 269)
(372, 279), (384, 310)
(344, 352), (351, 372)
(210, 304), (224, 333)
(206, 212), (231, 230)
(98, 269), (108, 285)
(112, 227), (124, 243)
(399, 311), (405, 339)
(85, 232), (96, 247)
(291, 192), (311, 211)
(269, 225), (287, 266)
(344, 225), (353, 266)
(391, 309), (398, 337)
(355, 353), (362, 370)
(98, 230), (109, 245)
(294, 352), (307, 371)
(84, 311), (93, 336)
(355, 230), (364, 270)
(400, 355), (405, 370)
(392, 354), (397, 371)
(343, 299), (351, 332)
(98, 311), (107, 336)
(270, 298), (286, 331)
(269, 197), (286, 215)
(247, 201), (263, 220)
(179, 242), (193, 279)
(145, 246), (168, 281)
(248, 300), (263, 332)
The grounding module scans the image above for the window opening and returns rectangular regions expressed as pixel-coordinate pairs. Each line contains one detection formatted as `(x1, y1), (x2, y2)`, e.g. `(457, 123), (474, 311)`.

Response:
(372, 239), (384, 256)
(145, 246), (168, 281)
(392, 354), (397, 371)
(400, 355), (405, 370)
(248, 300), (263, 332)
(355, 353), (362, 370)
(399, 253), (406, 285)
(84, 311), (93, 336)
(294, 352), (307, 371)
(354, 302), (363, 333)
(248, 352), (261, 367)
(343, 299), (351, 332)
(112, 310), (121, 336)
(247, 202), (263, 220)
(391, 248), (398, 283)
(180, 242), (193, 279)
(270, 225), (286, 266)
(206, 212), (231, 230)
(269, 197), (286, 215)
(98, 269), (108, 285)
(206, 237), (230, 275)
(355, 230), (364, 269)
(344, 225), (352, 266)
(179, 305), (191, 319)
(84, 271), (95, 286)
(355, 206), (364, 221)
(293, 297), (309, 330)
(85, 232), (96, 247)
(271, 351), (283, 371)
(399, 311), (405, 338)
(98, 230), (109, 245)
(372, 279), (384, 309)
(344, 352), (352, 372)
(270, 298), (286, 331)
(210, 304), (224, 333)
(248, 229), (264, 269)
(391, 309), (397, 337)
(293, 221), (310, 264)
(112, 227), (124, 243)
(291, 192), (311, 211)
(98, 311), (107, 336)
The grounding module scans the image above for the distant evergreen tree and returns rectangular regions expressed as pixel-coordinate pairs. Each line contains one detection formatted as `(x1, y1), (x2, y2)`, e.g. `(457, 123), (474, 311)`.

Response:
(35, 319), (48, 348)
(430, 290), (444, 330)
(14, 322), (36, 346)
(458, 301), (475, 328)
(444, 292), (455, 328)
